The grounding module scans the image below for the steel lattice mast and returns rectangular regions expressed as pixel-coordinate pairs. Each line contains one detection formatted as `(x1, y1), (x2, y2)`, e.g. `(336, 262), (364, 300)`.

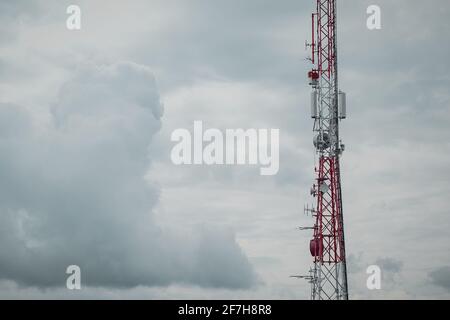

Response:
(303, 0), (348, 300)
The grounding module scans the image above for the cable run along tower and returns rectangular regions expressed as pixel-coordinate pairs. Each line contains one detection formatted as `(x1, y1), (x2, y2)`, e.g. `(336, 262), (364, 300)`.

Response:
(299, 0), (349, 300)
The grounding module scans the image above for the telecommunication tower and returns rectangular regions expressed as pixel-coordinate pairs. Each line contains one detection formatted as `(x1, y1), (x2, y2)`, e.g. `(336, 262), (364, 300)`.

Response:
(296, 0), (349, 300)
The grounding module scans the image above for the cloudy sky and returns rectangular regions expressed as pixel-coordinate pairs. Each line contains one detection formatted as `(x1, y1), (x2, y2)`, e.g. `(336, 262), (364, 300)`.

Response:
(0, 0), (449, 299)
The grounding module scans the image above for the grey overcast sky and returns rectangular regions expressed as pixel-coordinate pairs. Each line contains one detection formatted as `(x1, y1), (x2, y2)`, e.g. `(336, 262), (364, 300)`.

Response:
(0, 0), (449, 299)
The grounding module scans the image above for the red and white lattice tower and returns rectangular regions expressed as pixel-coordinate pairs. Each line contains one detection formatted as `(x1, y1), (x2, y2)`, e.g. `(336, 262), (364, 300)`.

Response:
(303, 0), (348, 300)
